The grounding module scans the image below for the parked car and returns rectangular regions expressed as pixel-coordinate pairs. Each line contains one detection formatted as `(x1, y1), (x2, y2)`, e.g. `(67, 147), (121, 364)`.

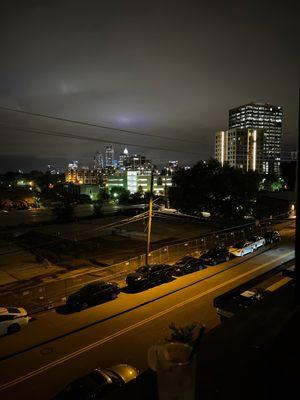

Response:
(66, 281), (120, 311)
(199, 247), (230, 266)
(126, 264), (173, 290)
(215, 290), (263, 322)
(248, 236), (266, 249)
(263, 230), (281, 244)
(0, 307), (29, 336)
(229, 241), (254, 257)
(56, 364), (139, 400)
(173, 256), (206, 276)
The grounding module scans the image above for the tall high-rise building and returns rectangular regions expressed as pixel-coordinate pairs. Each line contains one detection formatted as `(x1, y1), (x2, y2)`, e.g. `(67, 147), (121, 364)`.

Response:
(105, 145), (114, 167)
(93, 151), (103, 171)
(229, 103), (283, 174)
(215, 128), (265, 174)
(68, 161), (79, 171)
(118, 148), (129, 169)
(168, 161), (178, 174)
(127, 154), (152, 170)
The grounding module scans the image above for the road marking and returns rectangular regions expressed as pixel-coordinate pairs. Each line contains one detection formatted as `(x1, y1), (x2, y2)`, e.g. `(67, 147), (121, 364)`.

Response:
(0, 250), (294, 392)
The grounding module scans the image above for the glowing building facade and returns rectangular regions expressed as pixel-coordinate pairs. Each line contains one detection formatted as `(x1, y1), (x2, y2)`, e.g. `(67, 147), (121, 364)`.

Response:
(229, 103), (282, 174)
(215, 128), (265, 174)
(105, 145), (114, 167)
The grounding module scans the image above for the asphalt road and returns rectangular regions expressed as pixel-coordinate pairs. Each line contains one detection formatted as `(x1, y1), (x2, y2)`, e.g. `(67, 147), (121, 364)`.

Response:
(0, 223), (295, 400)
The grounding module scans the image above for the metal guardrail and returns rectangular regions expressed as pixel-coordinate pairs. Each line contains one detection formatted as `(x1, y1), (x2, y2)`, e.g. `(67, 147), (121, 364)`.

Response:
(0, 218), (293, 313)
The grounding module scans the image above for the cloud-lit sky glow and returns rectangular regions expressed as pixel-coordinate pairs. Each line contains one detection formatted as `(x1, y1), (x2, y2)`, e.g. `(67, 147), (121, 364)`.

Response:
(0, 0), (298, 171)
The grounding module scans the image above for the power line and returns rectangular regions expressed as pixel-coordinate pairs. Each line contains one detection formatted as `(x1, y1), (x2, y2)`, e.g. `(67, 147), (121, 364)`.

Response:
(0, 212), (150, 256)
(0, 123), (203, 156)
(0, 105), (203, 145)
(66, 210), (150, 238)
(0, 211), (291, 257)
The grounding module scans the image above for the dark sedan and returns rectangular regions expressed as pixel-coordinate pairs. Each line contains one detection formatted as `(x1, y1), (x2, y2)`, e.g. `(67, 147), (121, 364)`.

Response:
(66, 281), (120, 311)
(56, 364), (139, 400)
(126, 264), (173, 290)
(263, 230), (281, 244)
(199, 247), (230, 266)
(173, 256), (206, 276)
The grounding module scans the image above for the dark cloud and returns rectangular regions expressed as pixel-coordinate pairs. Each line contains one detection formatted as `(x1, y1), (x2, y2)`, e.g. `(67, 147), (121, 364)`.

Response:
(0, 0), (298, 172)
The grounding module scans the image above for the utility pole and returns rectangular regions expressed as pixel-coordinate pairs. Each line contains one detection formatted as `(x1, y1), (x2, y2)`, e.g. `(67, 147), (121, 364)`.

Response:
(146, 169), (154, 266)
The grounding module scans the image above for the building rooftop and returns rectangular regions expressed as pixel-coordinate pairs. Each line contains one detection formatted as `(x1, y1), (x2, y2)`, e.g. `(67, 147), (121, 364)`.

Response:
(230, 102), (283, 110)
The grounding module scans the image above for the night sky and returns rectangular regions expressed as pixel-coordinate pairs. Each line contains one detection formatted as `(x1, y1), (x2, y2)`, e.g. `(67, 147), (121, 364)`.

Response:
(0, 0), (298, 172)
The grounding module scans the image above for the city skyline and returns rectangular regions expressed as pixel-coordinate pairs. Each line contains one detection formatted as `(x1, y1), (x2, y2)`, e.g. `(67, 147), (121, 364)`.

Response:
(0, 3), (298, 400)
(0, 1), (298, 172)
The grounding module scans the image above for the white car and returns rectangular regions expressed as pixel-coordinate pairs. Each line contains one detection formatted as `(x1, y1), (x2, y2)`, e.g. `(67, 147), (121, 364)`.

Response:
(248, 236), (266, 250)
(0, 307), (29, 336)
(229, 241), (254, 257)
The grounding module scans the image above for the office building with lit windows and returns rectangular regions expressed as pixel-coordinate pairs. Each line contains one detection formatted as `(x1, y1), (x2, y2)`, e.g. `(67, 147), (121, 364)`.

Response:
(65, 165), (100, 185)
(228, 103), (283, 174)
(105, 145), (114, 167)
(215, 128), (265, 174)
(93, 151), (104, 171)
(107, 171), (172, 195)
(118, 148), (129, 169)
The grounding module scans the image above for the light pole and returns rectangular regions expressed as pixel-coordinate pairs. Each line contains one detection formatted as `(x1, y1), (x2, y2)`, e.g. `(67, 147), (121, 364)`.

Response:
(146, 169), (154, 266)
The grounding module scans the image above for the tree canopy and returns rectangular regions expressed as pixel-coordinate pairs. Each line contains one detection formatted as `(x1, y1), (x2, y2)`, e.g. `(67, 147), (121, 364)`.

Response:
(169, 159), (260, 224)
(109, 186), (130, 204)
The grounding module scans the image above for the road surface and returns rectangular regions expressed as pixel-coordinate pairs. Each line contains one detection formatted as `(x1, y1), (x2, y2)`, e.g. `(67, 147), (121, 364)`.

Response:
(0, 223), (295, 399)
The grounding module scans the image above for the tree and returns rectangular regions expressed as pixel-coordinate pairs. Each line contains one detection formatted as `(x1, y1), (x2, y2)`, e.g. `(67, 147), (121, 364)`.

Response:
(281, 161), (296, 190)
(78, 194), (91, 204)
(260, 173), (286, 192)
(93, 199), (104, 217)
(98, 188), (109, 202)
(129, 185), (144, 203)
(109, 186), (130, 204)
(169, 159), (260, 224)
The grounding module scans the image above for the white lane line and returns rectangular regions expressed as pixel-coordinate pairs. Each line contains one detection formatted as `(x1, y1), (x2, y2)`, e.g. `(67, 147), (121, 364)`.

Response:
(0, 250), (294, 392)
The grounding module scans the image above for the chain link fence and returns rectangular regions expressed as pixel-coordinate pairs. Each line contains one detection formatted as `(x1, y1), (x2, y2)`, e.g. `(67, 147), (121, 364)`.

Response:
(0, 217), (291, 313)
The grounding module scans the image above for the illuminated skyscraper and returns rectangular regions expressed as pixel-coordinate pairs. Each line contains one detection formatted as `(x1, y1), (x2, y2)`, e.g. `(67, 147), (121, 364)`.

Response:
(93, 151), (103, 171)
(168, 161), (178, 173)
(118, 148), (129, 169)
(215, 128), (264, 174)
(229, 103), (283, 174)
(105, 145), (114, 167)
(68, 160), (79, 171)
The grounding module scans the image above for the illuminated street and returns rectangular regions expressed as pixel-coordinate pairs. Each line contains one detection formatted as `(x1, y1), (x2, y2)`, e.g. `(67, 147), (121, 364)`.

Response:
(0, 223), (294, 399)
